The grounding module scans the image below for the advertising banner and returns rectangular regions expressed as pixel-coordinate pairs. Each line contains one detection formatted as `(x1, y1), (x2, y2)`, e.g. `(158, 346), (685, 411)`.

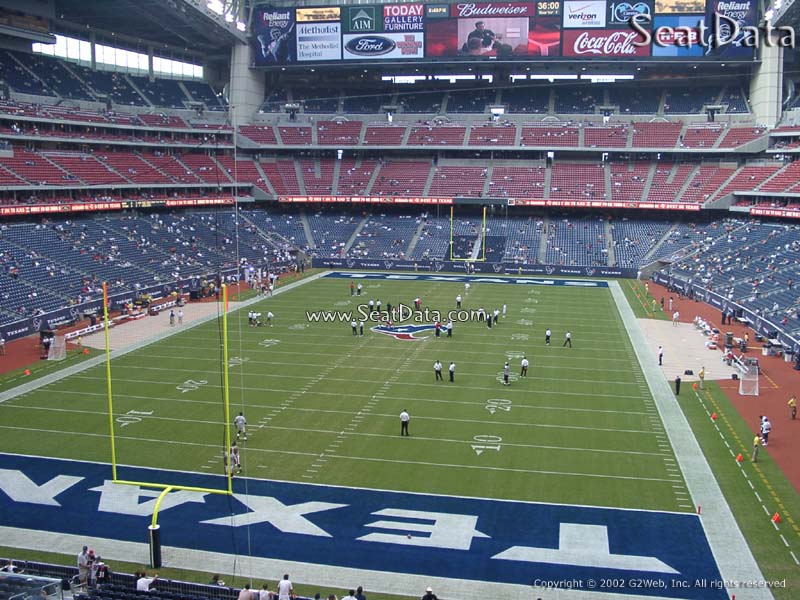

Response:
(296, 7), (341, 22)
(427, 3), (560, 58)
(651, 14), (703, 56)
(250, 1), (753, 64)
(253, 7), (296, 65)
(655, 0), (705, 12)
(426, 4), (451, 18)
(563, 1), (607, 27)
(344, 6), (378, 33)
(562, 28), (650, 56)
(297, 21), (342, 61)
(383, 4), (425, 31)
(607, 0), (653, 27)
(343, 32), (424, 59)
(311, 257), (638, 278)
(701, 0), (757, 58)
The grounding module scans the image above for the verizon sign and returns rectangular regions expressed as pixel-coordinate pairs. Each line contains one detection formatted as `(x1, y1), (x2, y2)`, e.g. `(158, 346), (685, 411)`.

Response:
(563, 1), (606, 28)
(451, 2), (536, 17)
(562, 29), (650, 57)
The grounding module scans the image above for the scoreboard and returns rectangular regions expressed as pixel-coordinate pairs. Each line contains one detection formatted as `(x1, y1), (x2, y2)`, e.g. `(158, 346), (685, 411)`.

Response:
(252, 0), (758, 65)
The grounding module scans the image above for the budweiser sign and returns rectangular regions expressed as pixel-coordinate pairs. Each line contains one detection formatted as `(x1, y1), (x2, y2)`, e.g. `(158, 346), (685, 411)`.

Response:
(563, 29), (650, 57)
(452, 3), (535, 18)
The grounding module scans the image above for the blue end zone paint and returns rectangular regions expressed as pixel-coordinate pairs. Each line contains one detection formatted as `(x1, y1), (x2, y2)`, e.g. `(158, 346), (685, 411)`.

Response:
(1, 454), (724, 599)
(323, 272), (609, 288)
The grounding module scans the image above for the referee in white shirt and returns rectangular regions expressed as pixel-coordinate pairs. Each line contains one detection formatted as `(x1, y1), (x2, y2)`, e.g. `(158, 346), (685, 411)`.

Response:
(400, 409), (410, 436)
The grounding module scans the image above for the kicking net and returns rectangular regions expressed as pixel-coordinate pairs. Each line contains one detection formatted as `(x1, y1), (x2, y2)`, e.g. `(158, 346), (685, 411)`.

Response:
(739, 365), (759, 396)
(47, 335), (67, 361)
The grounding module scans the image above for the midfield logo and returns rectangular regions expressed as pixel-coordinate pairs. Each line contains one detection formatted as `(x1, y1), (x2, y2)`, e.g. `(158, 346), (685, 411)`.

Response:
(371, 323), (436, 340)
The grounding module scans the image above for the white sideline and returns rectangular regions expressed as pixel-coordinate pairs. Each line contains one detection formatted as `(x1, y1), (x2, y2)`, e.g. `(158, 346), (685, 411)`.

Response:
(609, 281), (772, 600)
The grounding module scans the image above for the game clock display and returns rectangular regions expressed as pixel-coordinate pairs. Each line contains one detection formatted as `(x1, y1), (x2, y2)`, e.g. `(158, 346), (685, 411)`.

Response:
(536, 0), (562, 16)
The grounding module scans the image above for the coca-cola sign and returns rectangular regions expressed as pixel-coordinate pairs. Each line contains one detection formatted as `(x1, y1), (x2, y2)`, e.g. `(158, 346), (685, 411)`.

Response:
(451, 2), (536, 18)
(562, 29), (650, 57)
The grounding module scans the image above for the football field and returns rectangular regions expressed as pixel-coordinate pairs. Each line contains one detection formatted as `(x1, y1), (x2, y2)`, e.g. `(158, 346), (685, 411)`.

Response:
(0, 272), (768, 599)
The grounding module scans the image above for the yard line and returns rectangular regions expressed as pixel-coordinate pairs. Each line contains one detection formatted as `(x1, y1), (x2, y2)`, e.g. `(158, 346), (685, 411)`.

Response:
(0, 424), (320, 460)
(321, 453), (679, 483)
(122, 353), (634, 375)
(261, 425), (667, 456)
(33, 386), (651, 409)
(68, 370), (644, 388)
(154, 342), (637, 362)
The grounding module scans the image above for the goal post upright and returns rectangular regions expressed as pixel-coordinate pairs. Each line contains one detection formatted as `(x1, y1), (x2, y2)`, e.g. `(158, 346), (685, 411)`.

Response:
(104, 282), (233, 497)
(481, 205), (487, 261)
(221, 283), (233, 495)
(103, 282), (118, 481)
(449, 205), (454, 261)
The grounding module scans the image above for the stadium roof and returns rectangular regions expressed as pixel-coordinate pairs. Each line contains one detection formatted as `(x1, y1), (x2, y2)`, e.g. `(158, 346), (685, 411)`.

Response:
(52, 0), (246, 60)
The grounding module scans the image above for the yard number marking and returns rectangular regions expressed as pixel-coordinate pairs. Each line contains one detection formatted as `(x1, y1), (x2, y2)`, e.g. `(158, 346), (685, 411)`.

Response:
(176, 379), (208, 394)
(472, 434), (502, 455)
(485, 399), (512, 415)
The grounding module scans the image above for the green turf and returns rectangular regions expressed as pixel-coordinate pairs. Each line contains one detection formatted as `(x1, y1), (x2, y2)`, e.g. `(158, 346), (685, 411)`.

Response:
(0, 276), (688, 513)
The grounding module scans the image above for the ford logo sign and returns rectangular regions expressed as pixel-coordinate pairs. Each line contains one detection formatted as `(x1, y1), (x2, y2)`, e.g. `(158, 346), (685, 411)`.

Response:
(346, 36), (395, 56)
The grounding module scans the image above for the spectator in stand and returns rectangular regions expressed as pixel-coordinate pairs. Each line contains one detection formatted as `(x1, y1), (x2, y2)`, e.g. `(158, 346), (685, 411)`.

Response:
(421, 586), (438, 600)
(209, 574), (225, 586)
(258, 583), (271, 600)
(342, 590), (357, 600)
(135, 571), (158, 592)
(77, 546), (91, 586)
(238, 583), (254, 600)
(0, 560), (22, 573)
(277, 574), (293, 600)
(354, 586), (367, 600)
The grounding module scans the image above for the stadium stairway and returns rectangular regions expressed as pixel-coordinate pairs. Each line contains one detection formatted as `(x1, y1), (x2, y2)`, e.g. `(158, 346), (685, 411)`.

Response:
(470, 236), (482, 260)
(253, 161), (276, 196)
(343, 216), (368, 255)
(481, 165), (494, 197)
(422, 166), (436, 197)
(123, 75), (153, 107)
(404, 218), (427, 258)
(7, 52), (55, 98)
(641, 225), (679, 262)
(603, 163), (613, 201)
(675, 164), (701, 201)
(300, 213), (316, 250)
(542, 164), (552, 199)
(537, 216), (550, 263)
(363, 163), (382, 194)
(604, 220), (616, 266)
(293, 161), (307, 195)
(641, 162), (657, 200)
(331, 158), (342, 196)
